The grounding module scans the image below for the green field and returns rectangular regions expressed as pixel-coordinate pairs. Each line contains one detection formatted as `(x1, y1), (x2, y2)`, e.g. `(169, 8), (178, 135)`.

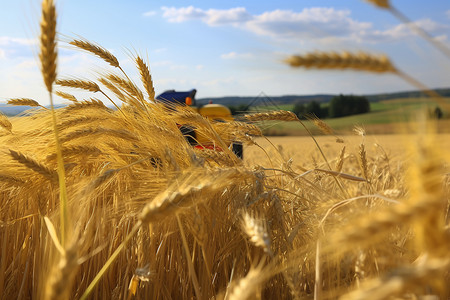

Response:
(251, 97), (450, 135)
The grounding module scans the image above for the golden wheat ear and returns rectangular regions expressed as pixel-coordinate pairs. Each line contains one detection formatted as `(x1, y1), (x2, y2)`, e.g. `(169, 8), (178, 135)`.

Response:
(364, 0), (390, 9)
(7, 98), (43, 108)
(55, 79), (100, 92)
(135, 56), (155, 101)
(284, 51), (396, 73)
(0, 113), (13, 133)
(39, 0), (57, 93)
(70, 38), (119, 68)
(54, 90), (78, 102)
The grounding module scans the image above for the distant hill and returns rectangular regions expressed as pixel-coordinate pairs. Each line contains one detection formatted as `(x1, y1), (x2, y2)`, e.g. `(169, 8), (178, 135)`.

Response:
(2, 88), (449, 116)
(0, 104), (38, 116)
(365, 88), (450, 102)
(197, 87), (450, 107)
(0, 104), (65, 116)
(196, 94), (334, 106)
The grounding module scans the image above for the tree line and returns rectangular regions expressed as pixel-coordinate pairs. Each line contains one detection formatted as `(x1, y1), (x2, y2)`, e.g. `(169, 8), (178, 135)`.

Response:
(293, 94), (371, 119)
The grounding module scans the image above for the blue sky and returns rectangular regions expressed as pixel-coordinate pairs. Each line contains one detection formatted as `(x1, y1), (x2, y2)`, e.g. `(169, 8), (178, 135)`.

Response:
(1, 0), (450, 105)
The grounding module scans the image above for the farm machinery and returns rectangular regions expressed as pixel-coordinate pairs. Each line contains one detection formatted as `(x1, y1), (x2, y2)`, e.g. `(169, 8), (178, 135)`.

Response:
(155, 89), (244, 158)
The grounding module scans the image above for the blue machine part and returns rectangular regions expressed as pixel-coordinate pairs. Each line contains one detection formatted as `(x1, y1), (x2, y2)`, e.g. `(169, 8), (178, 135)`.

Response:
(155, 89), (197, 106)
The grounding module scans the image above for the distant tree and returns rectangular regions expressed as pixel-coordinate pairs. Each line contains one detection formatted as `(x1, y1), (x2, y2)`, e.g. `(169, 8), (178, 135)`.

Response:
(228, 104), (249, 115)
(329, 94), (370, 118)
(306, 101), (322, 118)
(434, 106), (443, 119)
(294, 101), (328, 119)
(293, 102), (306, 118)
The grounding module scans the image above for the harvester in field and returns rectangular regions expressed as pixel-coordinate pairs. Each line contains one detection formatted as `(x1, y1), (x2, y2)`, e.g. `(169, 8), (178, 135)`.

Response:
(155, 89), (243, 158)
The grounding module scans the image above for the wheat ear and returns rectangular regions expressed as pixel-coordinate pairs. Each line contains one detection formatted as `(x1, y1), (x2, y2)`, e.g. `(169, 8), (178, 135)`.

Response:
(135, 56), (155, 101)
(359, 144), (369, 180)
(69, 38), (119, 68)
(226, 261), (269, 300)
(60, 127), (138, 143)
(306, 115), (333, 135)
(242, 212), (272, 256)
(364, 0), (390, 9)
(106, 74), (145, 101)
(335, 146), (346, 173)
(7, 98), (45, 108)
(39, 0), (57, 93)
(284, 51), (396, 73)
(55, 79), (100, 92)
(245, 110), (299, 122)
(54, 90), (78, 102)
(64, 99), (109, 112)
(0, 114), (12, 132)
(9, 149), (57, 181)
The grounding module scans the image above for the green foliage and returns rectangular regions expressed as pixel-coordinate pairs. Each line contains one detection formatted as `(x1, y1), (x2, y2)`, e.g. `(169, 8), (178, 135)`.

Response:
(328, 94), (370, 118)
(434, 106), (443, 119)
(293, 101), (328, 119)
(228, 104), (250, 115)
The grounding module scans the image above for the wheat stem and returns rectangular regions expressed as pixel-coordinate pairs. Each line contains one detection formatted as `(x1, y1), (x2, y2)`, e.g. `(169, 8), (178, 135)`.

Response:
(80, 221), (142, 300)
(176, 214), (202, 300)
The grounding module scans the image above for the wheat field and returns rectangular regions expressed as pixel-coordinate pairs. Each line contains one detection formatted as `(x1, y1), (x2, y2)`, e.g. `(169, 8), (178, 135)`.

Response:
(0, 0), (449, 299)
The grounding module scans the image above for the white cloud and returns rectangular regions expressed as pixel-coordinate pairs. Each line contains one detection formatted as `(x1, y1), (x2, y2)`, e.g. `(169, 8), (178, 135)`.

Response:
(153, 48), (167, 53)
(160, 7), (371, 41)
(159, 6), (450, 44)
(0, 48), (5, 59)
(0, 36), (36, 46)
(361, 18), (449, 43)
(143, 10), (157, 17)
(161, 6), (251, 26)
(0, 36), (37, 59)
(220, 51), (254, 59)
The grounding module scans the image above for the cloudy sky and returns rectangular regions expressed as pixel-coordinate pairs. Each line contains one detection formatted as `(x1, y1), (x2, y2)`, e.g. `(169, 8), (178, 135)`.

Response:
(1, 0), (450, 105)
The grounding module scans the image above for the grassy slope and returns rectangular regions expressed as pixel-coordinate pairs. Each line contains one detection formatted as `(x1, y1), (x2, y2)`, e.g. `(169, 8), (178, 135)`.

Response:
(255, 97), (450, 135)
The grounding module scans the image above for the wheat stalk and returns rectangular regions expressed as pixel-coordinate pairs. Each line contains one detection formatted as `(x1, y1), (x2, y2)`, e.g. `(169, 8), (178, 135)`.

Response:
(106, 74), (145, 101)
(58, 115), (109, 131)
(341, 257), (450, 300)
(284, 51), (397, 73)
(0, 174), (26, 185)
(64, 98), (109, 112)
(45, 145), (102, 161)
(45, 242), (78, 300)
(98, 77), (126, 100)
(69, 39), (119, 68)
(139, 169), (243, 224)
(39, 0), (71, 248)
(60, 127), (138, 143)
